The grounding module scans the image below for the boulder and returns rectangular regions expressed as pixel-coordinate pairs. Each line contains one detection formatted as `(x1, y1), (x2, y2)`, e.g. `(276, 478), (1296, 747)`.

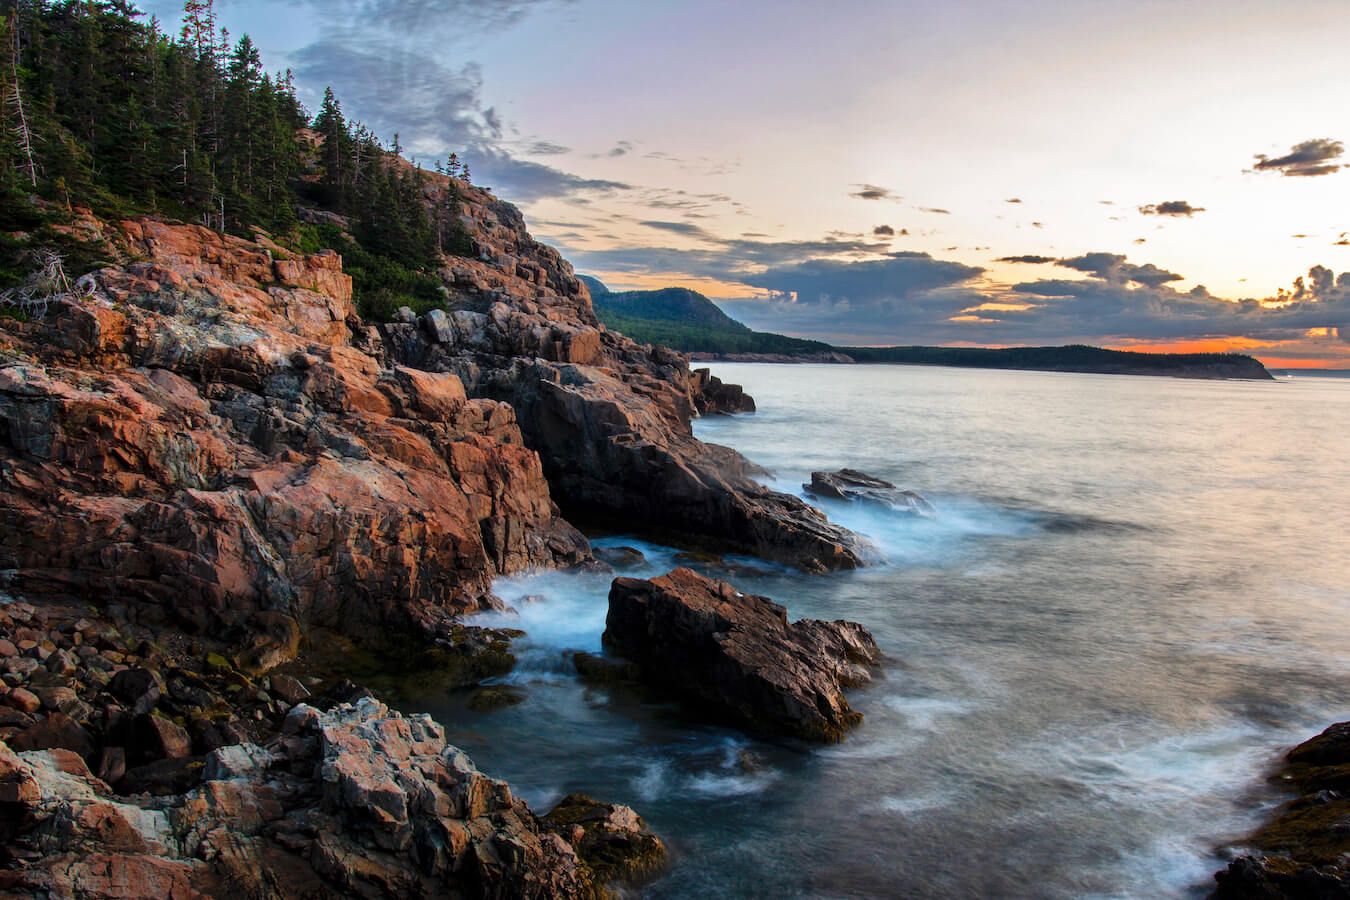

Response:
(604, 568), (881, 741)
(804, 469), (936, 516)
(110, 668), (161, 716)
(593, 545), (647, 570)
(543, 793), (667, 886)
(691, 367), (756, 415)
(9, 713), (96, 760)
(1210, 719), (1350, 897)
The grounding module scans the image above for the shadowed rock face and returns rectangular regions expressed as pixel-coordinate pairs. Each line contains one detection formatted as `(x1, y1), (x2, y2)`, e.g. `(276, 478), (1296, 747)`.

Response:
(0, 217), (587, 638)
(602, 568), (881, 741)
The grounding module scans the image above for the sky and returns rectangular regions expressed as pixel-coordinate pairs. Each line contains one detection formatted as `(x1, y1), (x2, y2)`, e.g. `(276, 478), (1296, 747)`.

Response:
(144, 0), (1350, 366)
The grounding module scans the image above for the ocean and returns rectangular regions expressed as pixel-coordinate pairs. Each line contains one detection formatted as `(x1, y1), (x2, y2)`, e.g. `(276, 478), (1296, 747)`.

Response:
(407, 363), (1350, 899)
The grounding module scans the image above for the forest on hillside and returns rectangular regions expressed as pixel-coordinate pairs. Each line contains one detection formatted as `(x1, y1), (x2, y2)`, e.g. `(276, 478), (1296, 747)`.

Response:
(0, 0), (472, 318)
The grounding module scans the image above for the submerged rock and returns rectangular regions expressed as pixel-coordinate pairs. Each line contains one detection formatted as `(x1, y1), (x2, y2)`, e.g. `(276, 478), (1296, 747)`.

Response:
(603, 568), (881, 742)
(593, 545), (647, 570)
(805, 469), (936, 516)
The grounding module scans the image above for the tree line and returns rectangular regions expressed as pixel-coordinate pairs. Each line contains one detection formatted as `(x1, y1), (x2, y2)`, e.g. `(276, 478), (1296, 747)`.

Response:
(0, 0), (473, 307)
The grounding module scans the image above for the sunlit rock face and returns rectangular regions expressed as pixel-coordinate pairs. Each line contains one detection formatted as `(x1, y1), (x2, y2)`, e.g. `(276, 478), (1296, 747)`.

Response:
(0, 216), (588, 639)
(381, 181), (870, 572)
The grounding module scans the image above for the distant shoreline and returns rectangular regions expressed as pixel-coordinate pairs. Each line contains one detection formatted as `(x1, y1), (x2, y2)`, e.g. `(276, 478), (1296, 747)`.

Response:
(689, 347), (1275, 381)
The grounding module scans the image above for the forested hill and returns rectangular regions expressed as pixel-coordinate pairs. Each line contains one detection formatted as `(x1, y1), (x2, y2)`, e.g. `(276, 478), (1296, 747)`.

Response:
(584, 277), (842, 358)
(581, 279), (1274, 380)
(841, 344), (1274, 379)
(0, 0), (473, 321)
(585, 276), (749, 330)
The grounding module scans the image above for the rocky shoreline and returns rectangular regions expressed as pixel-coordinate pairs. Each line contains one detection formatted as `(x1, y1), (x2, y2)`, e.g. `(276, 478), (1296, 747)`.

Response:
(0, 177), (879, 896)
(0, 594), (665, 898)
(0, 182), (1319, 898)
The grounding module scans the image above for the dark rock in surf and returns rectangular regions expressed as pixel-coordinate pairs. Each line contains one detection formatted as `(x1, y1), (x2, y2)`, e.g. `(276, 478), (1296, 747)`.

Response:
(1209, 720), (1350, 898)
(543, 793), (668, 886)
(805, 469), (936, 517)
(603, 568), (880, 742)
(691, 367), (756, 415)
(594, 546), (647, 570)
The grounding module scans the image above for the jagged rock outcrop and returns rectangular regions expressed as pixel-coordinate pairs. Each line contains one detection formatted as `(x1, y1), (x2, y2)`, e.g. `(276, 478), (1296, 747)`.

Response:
(804, 469), (936, 517)
(1210, 721), (1350, 898)
(600, 568), (881, 741)
(0, 216), (587, 639)
(0, 696), (663, 898)
(690, 367), (755, 415)
(374, 181), (870, 572)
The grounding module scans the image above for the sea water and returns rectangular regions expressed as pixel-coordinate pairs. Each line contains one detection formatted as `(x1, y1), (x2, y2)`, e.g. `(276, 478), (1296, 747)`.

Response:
(404, 363), (1350, 899)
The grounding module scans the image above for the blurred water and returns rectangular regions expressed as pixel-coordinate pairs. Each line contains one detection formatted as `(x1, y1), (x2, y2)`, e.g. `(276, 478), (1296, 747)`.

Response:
(404, 364), (1350, 899)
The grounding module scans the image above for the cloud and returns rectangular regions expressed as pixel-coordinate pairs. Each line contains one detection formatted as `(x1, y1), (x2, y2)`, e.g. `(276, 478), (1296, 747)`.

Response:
(1252, 138), (1345, 177)
(1055, 252), (1184, 288)
(639, 220), (717, 240)
(250, 0), (571, 34)
(268, 3), (623, 203)
(919, 207), (951, 214)
(1139, 200), (1205, 217)
(524, 140), (570, 155)
(873, 225), (895, 237)
(996, 255), (1055, 264)
(566, 233), (895, 285)
(850, 184), (898, 201)
(741, 253), (983, 305)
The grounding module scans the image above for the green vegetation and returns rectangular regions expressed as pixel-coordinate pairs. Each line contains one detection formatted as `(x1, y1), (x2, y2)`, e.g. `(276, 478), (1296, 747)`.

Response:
(0, 0), (474, 321)
(586, 277), (834, 356)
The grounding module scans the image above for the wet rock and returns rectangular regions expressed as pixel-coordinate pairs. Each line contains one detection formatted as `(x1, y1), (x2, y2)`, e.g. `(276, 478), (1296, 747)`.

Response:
(467, 685), (527, 712)
(1210, 719), (1350, 897)
(804, 469), (936, 516)
(594, 545), (647, 570)
(571, 651), (641, 686)
(543, 793), (667, 886)
(1287, 721), (1350, 767)
(604, 568), (882, 741)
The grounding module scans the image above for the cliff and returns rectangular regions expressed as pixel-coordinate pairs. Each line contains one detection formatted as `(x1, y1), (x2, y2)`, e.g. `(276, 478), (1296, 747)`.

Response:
(0, 194), (867, 644)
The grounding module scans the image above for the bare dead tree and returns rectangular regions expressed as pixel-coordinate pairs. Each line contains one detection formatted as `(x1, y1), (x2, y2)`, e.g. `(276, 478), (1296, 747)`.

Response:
(0, 251), (96, 320)
(3, 13), (36, 188)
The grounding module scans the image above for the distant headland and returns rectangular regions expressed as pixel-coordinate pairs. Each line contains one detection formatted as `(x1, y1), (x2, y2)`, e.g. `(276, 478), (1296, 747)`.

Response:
(583, 276), (1275, 381)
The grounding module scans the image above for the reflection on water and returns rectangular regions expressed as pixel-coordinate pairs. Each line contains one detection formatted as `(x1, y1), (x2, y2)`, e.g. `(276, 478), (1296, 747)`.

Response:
(404, 365), (1350, 899)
